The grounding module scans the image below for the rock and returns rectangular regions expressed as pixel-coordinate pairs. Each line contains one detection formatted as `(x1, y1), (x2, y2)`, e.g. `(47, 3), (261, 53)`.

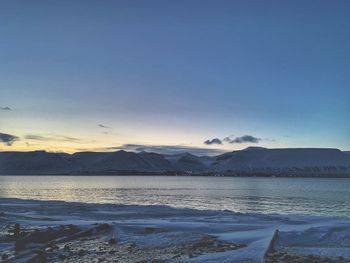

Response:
(108, 238), (117, 245)
(95, 223), (110, 231)
(27, 251), (47, 263)
(45, 247), (53, 252)
(14, 223), (20, 238)
(77, 249), (86, 256)
(15, 225), (81, 251)
(63, 244), (70, 252)
(126, 242), (135, 253)
(144, 227), (156, 234)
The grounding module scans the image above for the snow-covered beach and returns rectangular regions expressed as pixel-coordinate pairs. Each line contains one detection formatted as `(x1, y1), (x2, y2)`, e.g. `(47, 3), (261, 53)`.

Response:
(1, 198), (350, 263)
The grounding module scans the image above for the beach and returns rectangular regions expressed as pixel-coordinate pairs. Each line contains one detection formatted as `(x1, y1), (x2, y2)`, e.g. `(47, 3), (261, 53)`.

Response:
(1, 198), (350, 263)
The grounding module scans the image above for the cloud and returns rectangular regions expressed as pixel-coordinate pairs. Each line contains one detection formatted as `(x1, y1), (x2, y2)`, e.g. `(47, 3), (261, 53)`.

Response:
(203, 134), (263, 146)
(25, 135), (49, 141)
(98, 124), (109, 129)
(204, 138), (222, 145)
(224, 135), (261, 144)
(102, 144), (226, 156)
(0, 107), (12, 111)
(25, 134), (84, 143)
(0, 132), (19, 146)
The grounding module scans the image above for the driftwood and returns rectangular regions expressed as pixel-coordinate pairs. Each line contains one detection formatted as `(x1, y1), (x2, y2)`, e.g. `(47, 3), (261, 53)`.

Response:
(2, 223), (112, 263)
(262, 229), (279, 263)
(15, 225), (81, 251)
(15, 223), (111, 251)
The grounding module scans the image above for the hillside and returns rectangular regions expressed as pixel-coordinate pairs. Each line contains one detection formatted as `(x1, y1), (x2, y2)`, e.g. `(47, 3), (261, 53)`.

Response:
(209, 147), (350, 176)
(0, 147), (350, 176)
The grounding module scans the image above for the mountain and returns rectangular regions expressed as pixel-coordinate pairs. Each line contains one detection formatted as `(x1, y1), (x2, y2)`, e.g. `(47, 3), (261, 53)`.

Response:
(170, 153), (208, 171)
(0, 147), (350, 176)
(164, 153), (214, 171)
(210, 147), (350, 176)
(69, 151), (173, 174)
(0, 151), (72, 175)
(137, 152), (174, 171)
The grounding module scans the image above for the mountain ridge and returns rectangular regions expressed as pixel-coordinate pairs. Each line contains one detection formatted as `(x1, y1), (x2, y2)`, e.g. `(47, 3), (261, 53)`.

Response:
(0, 147), (350, 177)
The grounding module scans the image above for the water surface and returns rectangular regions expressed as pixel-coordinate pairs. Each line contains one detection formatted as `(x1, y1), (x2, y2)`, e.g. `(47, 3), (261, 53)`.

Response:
(0, 176), (349, 217)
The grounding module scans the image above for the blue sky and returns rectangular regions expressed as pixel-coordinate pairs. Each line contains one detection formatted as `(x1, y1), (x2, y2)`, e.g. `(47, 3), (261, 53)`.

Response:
(0, 0), (349, 153)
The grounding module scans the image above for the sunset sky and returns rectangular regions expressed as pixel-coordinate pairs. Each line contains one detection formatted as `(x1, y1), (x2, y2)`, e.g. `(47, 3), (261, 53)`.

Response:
(0, 0), (349, 154)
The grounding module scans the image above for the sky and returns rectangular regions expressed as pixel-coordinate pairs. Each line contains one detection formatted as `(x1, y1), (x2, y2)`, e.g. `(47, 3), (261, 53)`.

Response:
(0, 0), (349, 154)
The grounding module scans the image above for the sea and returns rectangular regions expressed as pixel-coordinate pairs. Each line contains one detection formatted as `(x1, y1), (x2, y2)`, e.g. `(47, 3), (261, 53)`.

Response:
(0, 176), (349, 217)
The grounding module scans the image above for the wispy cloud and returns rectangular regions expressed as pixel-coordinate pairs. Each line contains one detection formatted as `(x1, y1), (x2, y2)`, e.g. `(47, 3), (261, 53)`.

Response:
(204, 138), (222, 145)
(25, 135), (50, 141)
(25, 134), (84, 143)
(0, 107), (12, 111)
(98, 124), (109, 129)
(224, 135), (261, 144)
(0, 132), (19, 146)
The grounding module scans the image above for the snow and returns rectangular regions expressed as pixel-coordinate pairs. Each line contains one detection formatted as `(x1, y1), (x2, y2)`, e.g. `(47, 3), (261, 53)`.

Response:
(1, 198), (350, 262)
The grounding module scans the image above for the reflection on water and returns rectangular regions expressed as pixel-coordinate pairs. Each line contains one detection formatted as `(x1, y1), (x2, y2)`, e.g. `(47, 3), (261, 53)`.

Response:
(0, 176), (349, 217)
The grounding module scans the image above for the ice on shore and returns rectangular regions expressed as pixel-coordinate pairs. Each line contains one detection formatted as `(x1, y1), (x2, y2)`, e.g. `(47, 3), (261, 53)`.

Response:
(0, 198), (350, 262)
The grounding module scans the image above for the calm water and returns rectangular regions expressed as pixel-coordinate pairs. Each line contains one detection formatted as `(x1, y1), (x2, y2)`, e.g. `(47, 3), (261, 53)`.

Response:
(0, 176), (349, 217)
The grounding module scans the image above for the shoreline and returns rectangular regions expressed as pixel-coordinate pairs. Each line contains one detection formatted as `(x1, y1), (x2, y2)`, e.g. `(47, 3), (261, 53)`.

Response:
(1, 198), (350, 262)
(1, 174), (350, 178)
(1, 196), (350, 220)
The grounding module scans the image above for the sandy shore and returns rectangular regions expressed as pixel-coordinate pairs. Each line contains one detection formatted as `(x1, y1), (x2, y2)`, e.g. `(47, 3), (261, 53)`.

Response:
(1, 198), (350, 263)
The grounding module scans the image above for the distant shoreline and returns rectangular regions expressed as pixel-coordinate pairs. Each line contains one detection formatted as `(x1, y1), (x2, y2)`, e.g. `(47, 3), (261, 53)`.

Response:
(1, 173), (350, 178)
